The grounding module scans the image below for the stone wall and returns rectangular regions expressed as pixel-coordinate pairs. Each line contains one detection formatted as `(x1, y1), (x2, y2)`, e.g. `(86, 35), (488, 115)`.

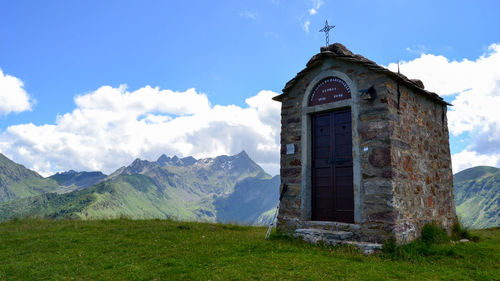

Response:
(355, 75), (395, 243)
(276, 51), (455, 244)
(386, 81), (456, 243)
(276, 65), (308, 222)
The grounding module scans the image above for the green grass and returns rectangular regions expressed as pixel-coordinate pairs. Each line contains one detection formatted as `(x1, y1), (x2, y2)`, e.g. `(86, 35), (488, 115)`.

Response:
(0, 219), (498, 280)
(381, 223), (480, 263)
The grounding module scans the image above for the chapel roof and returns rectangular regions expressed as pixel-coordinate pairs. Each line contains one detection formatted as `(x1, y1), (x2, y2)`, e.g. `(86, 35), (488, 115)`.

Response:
(273, 43), (451, 106)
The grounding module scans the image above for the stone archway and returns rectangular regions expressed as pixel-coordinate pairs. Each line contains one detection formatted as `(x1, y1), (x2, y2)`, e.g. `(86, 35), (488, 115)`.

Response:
(300, 69), (361, 223)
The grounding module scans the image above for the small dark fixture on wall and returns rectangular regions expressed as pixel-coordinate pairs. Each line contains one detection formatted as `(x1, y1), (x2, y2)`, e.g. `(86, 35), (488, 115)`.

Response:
(360, 86), (377, 100)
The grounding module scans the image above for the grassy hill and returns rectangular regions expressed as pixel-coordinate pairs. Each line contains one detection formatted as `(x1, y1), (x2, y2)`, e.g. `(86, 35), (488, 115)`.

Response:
(0, 153), (60, 203)
(214, 175), (279, 225)
(454, 166), (500, 229)
(0, 174), (209, 222)
(0, 219), (498, 280)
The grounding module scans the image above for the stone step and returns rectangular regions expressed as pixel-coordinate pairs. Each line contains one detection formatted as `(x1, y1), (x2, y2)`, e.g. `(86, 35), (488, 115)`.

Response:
(337, 240), (383, 255)
(294, 228), (354, 246)
(300, 221), (361, 233)
(293, 228), (383, 255)
(295, 228), (353, 241)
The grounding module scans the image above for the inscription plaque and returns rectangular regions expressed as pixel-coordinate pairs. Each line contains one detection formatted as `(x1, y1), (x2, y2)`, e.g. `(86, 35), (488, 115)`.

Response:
(309, 77), (351, 106)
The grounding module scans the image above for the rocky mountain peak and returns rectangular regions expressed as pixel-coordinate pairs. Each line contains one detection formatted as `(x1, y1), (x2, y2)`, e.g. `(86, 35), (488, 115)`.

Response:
(236, 150), (249, 158)
(157, 154), (170, 164)
(49, 170), (107, 190)
(180, 156), (197, 166)
(157, 154), (197, 167)
(125, 158), (155, 174)
(208, 151), (265, 177)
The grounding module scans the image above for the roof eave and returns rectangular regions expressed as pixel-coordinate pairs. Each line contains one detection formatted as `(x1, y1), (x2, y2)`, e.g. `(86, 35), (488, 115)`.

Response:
(278, 50), (452, 106)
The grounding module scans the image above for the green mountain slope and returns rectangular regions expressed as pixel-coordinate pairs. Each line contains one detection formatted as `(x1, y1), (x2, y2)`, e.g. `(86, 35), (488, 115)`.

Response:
(0, 151), (276, 224)
(454, 166), (500, 229)
(0, 153), (60, 203)
(215, 175), (279, 225)
(0, 174), (199, 221)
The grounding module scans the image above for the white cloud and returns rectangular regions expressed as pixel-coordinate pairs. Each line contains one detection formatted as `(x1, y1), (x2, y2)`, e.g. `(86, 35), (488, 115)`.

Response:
(388, 44), (500, 96)
(405, 45), (428, 55)
(0, 68), (34, 117)
(311, 0), (323, 12)
(308, 0), (323, 16)
(238, 9), (257, 20)
(451, 150), (500, 173)
(301, 0), (323, 33)
(388, 43), (500, 172)
(0, 86), (281, 176)
(303, 20), (311, 33)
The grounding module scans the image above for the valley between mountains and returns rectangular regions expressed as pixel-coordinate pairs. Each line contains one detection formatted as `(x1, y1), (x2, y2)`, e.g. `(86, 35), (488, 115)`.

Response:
(0, 152), (498, 229)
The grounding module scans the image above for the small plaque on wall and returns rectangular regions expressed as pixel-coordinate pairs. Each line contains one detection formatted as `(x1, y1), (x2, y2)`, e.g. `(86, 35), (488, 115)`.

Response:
(309, 77), (351, 106)
(286, 144), (295, 155)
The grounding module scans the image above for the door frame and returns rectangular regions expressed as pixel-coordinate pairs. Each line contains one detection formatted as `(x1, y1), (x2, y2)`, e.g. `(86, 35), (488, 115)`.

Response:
(311, 109), (354, 223)
(300, 68), (361, 223)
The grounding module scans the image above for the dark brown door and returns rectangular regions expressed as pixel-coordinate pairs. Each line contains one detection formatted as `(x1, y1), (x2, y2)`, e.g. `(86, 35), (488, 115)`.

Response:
(311, 109), (354, 223)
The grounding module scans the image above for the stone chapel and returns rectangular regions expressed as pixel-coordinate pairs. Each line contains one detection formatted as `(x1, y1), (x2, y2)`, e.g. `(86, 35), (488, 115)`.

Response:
(273, 43), (456, 247)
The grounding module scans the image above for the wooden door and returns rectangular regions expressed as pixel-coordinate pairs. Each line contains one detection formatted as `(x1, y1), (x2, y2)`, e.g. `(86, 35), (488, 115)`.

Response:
(311, 109), (354, 223)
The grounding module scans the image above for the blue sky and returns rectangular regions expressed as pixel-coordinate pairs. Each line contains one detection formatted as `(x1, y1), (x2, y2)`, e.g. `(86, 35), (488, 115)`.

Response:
(0, 0), (499, 176)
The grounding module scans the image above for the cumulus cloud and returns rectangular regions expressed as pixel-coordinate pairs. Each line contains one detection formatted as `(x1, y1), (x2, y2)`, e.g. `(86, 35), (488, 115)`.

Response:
(388, 43), (500, 172)
(388, 44), (500, 96)
(0, 86), (281, 176)
(452, 150), (500, 174)
(0, 68), (34, 116)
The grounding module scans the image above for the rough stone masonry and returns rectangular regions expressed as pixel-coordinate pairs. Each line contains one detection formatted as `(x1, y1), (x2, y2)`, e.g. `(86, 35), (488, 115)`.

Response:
(273, 43), (456, 244)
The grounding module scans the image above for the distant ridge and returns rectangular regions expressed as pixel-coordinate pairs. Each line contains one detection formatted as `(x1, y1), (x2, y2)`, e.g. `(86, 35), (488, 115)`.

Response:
(0, 151), (277, 224)
(49, 170), (107, 192)
(454, 166), (499, 183)
(157, 154), (197, 167)
(454, 166), (500, 229)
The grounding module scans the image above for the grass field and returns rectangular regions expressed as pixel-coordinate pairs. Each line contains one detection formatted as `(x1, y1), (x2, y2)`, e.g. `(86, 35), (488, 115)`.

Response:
(0, 219), (498, 280)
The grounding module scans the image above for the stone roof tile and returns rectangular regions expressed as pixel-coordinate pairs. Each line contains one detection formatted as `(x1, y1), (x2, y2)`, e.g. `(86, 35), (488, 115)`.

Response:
(274, 43), (451, 106)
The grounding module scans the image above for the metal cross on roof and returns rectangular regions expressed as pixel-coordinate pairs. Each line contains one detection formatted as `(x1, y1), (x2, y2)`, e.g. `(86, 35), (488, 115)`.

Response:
(319, 20), (335, 47)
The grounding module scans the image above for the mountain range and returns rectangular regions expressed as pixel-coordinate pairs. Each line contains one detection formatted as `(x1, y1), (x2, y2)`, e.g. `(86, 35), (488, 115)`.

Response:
(49, 170), (107, 193)
(0, 151), (278, 224)
(0, 152), (498, 229)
